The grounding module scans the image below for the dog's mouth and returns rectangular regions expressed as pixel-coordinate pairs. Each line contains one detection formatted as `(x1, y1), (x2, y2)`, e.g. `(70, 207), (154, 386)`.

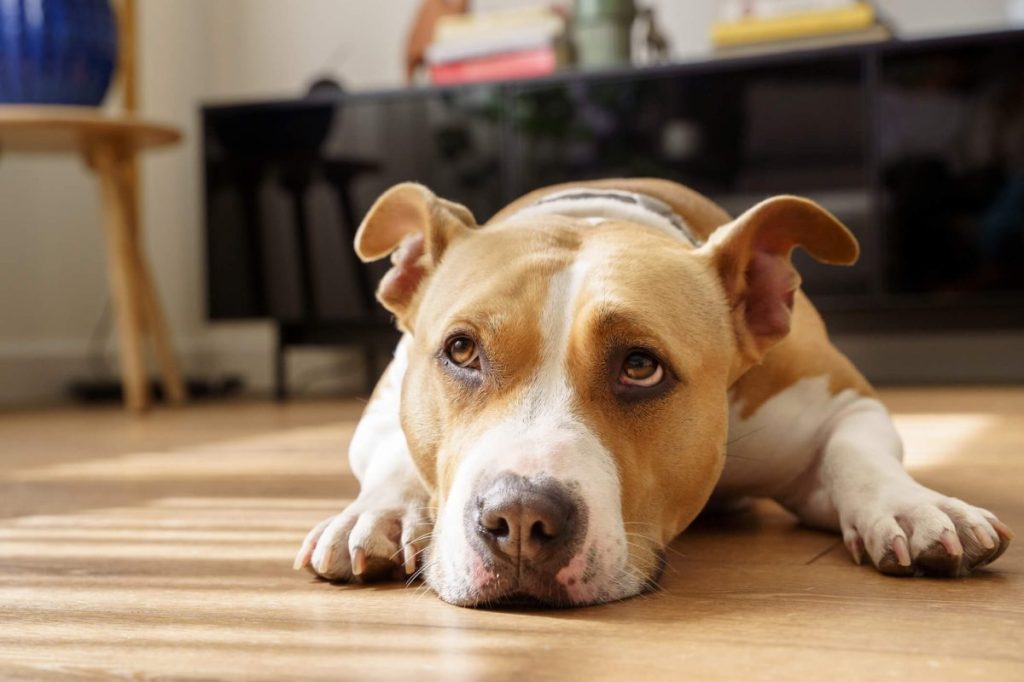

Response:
(456, 580), (577, 609)
(434, 547), (668, 609)
(480, 591), (572, 610)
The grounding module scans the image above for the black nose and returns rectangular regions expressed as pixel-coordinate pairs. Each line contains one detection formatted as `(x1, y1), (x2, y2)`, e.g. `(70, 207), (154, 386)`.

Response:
(474, 474), (581, 568)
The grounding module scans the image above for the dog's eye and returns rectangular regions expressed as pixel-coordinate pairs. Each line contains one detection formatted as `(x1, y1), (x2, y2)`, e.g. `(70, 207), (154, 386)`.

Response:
(619, 351), (663, 387)
(445, 335), (481, 369)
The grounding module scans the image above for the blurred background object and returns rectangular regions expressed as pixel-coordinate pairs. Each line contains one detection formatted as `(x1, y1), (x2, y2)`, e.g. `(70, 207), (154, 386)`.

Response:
(406, 0), (470, 82)
(572, 0), (636, 68)
(0, 0), (118, 105)
(0, 0), (189, 412)
(711, 0), (889, 54)
(425, 4), (565, 84)
(1, 0), (1023, 408)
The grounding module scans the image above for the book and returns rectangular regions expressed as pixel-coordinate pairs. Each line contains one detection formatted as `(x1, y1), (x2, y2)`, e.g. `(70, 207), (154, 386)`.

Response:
(718, 0), (862, 22)
(433, 6), (561, 43)
(713, 22), (890, 57)
(429, 46), (558, 86)
(426, 9), (564, 65)
(712, 1), (876, 47)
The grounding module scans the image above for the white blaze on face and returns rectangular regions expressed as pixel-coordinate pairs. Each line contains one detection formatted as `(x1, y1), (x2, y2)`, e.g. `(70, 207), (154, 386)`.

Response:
(427, 258), (642, 605)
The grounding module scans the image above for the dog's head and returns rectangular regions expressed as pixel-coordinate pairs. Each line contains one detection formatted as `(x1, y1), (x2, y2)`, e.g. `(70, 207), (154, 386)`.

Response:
(356, 183), (858, 606)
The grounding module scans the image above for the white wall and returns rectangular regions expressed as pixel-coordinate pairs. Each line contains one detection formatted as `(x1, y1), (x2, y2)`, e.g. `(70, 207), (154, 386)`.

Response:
(0, 0), (716, 406)
(1, 0), (1021, 405)
(0, 0), (427, 405)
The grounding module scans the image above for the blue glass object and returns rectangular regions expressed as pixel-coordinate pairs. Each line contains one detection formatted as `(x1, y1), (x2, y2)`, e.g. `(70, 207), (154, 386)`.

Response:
(0, 0), (118, 106)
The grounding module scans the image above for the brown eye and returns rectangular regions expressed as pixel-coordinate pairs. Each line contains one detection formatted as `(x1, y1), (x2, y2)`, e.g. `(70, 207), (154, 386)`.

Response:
(620, 351), (664, 387)
(445, 335), (481, 369)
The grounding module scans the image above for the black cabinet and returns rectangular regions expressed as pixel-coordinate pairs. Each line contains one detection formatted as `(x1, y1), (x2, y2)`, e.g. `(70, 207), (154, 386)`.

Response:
(202, 29), (1024, 395)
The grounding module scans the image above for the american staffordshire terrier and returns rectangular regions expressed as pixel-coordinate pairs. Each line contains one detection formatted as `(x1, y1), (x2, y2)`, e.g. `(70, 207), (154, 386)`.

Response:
(294, 178), (1013, 607)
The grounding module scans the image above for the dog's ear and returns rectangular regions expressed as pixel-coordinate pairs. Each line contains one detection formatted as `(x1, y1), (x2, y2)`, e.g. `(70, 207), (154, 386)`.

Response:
(699, 195), (858, 365)
(355, 182), (476, 329)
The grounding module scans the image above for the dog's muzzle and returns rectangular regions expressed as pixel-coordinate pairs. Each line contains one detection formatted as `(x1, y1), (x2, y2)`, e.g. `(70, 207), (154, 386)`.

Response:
(465, 473), (587, 601)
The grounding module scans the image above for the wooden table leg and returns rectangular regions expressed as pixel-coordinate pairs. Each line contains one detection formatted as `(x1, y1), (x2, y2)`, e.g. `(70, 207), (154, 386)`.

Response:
(90, 144), (149, 412)
(115, 157), (187, 405)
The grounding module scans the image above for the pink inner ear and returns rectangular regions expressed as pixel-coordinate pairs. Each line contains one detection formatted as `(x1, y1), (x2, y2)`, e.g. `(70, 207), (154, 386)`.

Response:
(744, 251), (799, 339)
(378, 233), (427, 309)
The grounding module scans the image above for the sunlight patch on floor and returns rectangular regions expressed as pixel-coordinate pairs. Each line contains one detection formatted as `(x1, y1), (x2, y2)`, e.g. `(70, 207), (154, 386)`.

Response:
(8, 424), (352, 481)
(893, 413), (1012, 468)
(149, 497), (344, 510)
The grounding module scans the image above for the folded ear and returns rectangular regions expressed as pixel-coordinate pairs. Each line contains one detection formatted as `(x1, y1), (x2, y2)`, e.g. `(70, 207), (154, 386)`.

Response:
(699, 195), (859, 364)
(355, 182), (476, 330)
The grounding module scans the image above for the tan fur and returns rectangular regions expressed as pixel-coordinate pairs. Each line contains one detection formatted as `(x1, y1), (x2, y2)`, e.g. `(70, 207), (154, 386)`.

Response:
(396, 218), (738, 579)
(496, 178), (874, 415)
(559, 225), (736, 561)
(731, 295), (875, 418)
(401, 222), (579, 491)
(358, 177), (877, 586)
(355, 183), (478, 331)
(299, 177), (1012, 598)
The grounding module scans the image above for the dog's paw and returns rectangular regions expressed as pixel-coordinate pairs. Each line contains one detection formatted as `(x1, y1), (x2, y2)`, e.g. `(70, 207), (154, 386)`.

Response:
(841, 488), (1013, 577)
(293, 489), (432, 582)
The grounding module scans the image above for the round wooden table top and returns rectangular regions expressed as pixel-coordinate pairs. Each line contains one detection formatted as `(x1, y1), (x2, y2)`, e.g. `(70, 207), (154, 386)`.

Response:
(0, 105), (181, 154)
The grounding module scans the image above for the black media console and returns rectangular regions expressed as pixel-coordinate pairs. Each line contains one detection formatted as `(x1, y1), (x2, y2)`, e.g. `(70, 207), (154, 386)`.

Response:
(202, 29), (1024, 397)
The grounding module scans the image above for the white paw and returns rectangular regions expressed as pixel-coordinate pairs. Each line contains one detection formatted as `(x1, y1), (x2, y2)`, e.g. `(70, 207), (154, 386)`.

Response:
(841, 486), (1013, 577)
(293, 488), (432, 582)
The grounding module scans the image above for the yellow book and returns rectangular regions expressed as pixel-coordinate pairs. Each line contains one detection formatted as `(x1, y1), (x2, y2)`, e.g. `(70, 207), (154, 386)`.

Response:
(711, 2), (876, 47)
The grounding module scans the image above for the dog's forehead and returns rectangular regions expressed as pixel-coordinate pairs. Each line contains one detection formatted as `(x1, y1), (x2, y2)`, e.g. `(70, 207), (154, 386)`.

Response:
(421, 218), (715, 341)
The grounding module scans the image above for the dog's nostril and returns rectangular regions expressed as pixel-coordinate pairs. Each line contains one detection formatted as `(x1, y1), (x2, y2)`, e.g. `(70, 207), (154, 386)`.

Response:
(530, 519), (558, 543)
(473, 474), (580, 567)
(480, 511), (510, 538)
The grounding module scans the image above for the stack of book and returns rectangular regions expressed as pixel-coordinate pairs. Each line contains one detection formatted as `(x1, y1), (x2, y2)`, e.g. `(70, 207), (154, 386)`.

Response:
(425, 6), (566, 86)
(711, 0), (888, 53)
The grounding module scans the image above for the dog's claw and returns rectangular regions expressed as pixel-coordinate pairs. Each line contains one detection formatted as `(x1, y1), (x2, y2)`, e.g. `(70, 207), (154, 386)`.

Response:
(844, 533), (865, 565)
(848, 494), (1010, 577)
(294, 516), (331, 571)
(352, 547), (367, 576)
(298, 487), (431, 583)
(987, 519), (1013, 564)
(892, 535), (911, 567)
(317, 547), (335, 575)
(991, 519), (1015, 541)
(939, 529), (963, 557)
(972, 524), (996, 550)
(403, 543), (417, 575)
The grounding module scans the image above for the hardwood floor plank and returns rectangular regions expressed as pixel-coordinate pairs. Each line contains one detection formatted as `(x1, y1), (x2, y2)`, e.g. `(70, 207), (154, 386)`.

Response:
(0, 389), (1021, 680)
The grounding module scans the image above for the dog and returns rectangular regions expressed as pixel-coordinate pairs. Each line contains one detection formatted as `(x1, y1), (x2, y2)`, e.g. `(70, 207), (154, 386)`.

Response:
(293, 178), (1013, 607)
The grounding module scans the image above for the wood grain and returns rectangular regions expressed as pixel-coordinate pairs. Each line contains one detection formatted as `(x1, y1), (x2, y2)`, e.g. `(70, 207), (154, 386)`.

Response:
(90, 144), (149, 412)
(1, 106), (185, 412)
(0, 106), (179, 154)
(0, 389), (1020, 680)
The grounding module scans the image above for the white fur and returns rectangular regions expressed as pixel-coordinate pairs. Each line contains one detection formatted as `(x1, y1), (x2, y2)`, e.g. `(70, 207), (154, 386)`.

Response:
(427, 261), (640, 604)
(718, 376), (863, 498)
(305, 336), (431, 580)
(299, 192), (1008, 593)
(718, 376), (1002, 570)
(789, 394), (1001, 569)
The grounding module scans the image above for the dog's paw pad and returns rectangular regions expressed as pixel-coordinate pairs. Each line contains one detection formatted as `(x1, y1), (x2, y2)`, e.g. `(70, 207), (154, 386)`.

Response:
(845, 491), (1011, 577)
(294, 494), (431, 583)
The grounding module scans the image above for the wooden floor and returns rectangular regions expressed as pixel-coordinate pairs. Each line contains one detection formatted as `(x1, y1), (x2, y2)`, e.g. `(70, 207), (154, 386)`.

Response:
(1, 388), (1022, 681)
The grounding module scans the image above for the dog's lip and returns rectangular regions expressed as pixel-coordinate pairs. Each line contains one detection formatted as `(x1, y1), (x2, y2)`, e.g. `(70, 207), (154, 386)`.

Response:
(462, 584), (577, 610)
(452, 568), (577, 609)
(480, 591), (572, 610)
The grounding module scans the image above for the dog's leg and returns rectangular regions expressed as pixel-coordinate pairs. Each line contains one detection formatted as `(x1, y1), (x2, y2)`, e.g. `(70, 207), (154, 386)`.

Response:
(293, 337), (431, 581)
(779, 395), (1013, 576)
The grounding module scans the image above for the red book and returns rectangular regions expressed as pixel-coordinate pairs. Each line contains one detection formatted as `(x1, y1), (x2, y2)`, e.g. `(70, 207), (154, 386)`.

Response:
(429, 47), (557, 85)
